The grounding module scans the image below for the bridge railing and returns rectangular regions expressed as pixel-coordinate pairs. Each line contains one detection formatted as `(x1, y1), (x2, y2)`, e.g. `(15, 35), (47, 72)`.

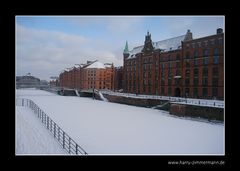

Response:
(16, 98), (87, 155)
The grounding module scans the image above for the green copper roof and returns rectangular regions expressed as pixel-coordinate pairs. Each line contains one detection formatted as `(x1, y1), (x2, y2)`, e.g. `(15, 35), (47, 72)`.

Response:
(123, 41), (129, 54)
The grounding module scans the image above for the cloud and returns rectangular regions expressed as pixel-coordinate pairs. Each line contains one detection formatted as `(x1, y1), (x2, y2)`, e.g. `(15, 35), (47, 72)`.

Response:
(106, 17), (144, 33)
(16, 24), (123, 80)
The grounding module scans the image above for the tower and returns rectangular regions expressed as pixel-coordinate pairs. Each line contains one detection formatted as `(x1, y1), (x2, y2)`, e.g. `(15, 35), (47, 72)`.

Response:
(123, 41), (130, 60)
(142, 31), (154, 53)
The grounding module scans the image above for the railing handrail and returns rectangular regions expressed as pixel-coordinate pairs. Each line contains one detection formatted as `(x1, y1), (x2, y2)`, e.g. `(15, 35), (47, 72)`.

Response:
(99, 90), (224, 108)
(16, 98), (87, 155)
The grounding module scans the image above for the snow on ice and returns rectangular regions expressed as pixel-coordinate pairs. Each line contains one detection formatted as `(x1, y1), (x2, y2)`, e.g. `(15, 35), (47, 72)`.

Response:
(16, 89), (224, 155)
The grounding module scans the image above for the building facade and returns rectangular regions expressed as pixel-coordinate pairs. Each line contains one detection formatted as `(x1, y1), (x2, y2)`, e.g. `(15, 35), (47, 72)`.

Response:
(123, 29), (224, 99)
(59, 60), (115, 91)
(114, 66), (123, 91)
(16, 73), (40, 88)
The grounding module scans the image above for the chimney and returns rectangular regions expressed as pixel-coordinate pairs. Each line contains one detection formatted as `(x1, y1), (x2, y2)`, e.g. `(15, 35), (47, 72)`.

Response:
(217, 28), (223, 34)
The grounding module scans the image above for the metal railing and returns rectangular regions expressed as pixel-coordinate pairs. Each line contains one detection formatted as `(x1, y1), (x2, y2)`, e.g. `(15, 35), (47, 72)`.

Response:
(99, 90), (224, 108)
(16, 98), (87, 155)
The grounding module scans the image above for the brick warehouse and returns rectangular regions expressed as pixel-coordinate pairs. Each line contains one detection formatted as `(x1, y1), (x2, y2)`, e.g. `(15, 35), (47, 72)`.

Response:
(123, 28), (224, 99)
(59, 60), (115, 91)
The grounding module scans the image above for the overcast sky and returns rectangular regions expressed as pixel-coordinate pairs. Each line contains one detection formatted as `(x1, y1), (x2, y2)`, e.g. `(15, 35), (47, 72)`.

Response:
(16, 16), (224, 81)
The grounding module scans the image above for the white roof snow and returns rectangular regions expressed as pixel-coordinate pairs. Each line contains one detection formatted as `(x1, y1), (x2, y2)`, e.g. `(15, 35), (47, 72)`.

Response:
(86, 61), (105, 69)
(127, 35), (185, 59)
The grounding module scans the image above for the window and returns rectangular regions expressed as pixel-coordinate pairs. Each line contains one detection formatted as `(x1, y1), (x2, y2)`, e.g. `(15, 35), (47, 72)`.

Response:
(203, 67), (208, 77)
(185, 69), (190, 77)
(185, 78), (190, 86)
(148, 80), (152, 86)
(176, 62), (180, 68)
(203, 77), (208, 86)
(176, 69), (181, 76)
(148, 72), (152, 78)
(149, 64), (152, 70)
(185, 88), (190, 97)
(194, 59), (198, 66)
(144, 79), (147, 85)
(161, 63), (165, 69)
(203, 57), (208, 65)
(212, 87), (218, 97)
(213, 56), (219, 64)
(194, 68), (199, 77)
(214, 48), (218, 56)
(202, 88), (208, 97)
(194, 50), (198, 58)
(148, 86), (151, 94)
(144, 64), (147, 71)
(161, 78), (165, 86)
(175, 78), (180, 85)
(169, 62), (172, 68)
(168, 78), (172, 86)
(193, 88), (198, 97)
(213, 67), (219, 77)
(211, 39), (215, 45)
(161, 87), (165, 95)
(176, 53), (180, 60)
(203, 49), (208, 57)
(212, 78), (219, 86)
(186, 60), (190, 68)
(194, 78), (198, 86)
(218, 38), (223, 44)
(168, 87), (172, 96)
(144, 72), (147, 78)
(168, 69), (172, 77)
(186, 52), (190, 59)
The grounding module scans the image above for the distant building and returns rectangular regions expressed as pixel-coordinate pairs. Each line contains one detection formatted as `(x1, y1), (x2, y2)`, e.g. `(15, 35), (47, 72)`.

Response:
(123, 28), (224, 99)
(59, 60), (115, 91)
(50, 77), (59, 87)
(16, 73), (40, 88)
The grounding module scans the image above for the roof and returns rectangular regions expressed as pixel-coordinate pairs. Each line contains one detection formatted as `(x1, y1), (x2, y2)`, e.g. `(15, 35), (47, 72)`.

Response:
(86, 61), (105, 69)
(127, 35), (186, 59)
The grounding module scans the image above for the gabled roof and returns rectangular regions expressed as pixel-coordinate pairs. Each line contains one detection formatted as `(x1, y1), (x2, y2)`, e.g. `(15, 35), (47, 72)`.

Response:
(127, 34), (186, 59)
(154, 35), (185, 52)
(86, 61), (105, 69)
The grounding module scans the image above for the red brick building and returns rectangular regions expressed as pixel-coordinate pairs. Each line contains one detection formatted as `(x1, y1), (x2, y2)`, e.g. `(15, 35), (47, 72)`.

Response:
(123, 28), (224, 99)
(59, 60), (115, 91)
(114, 66), (123, 91)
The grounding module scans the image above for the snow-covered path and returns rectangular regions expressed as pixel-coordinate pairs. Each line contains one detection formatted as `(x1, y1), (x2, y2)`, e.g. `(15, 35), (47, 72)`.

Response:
(16, 89), (224, 155)
(16, 106), (66, 154)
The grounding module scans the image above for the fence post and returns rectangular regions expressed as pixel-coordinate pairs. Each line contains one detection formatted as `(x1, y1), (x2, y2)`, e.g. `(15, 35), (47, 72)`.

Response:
(69, 138), (71, 153)
(76, 144), (78, 154)
(63, 132), (65, 149)
(50, 119), (52, 132)
(22, 99), (24, 106)
(58, 127), (60, 141)
(42, 112), (44, 123)
(47, 116), (49, 129)
(54, 123), (56, 138)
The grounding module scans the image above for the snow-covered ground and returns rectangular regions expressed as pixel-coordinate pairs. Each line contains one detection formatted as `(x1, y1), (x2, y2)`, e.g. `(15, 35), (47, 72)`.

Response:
(16, 89), (224, 155)
(16, 105), (66, 155)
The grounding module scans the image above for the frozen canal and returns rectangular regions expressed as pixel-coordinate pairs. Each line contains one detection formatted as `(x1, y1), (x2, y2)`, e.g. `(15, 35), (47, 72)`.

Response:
(16, 89), (224, 155)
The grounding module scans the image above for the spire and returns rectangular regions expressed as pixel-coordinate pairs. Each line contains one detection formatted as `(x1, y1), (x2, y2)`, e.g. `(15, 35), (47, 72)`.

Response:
(123, 41), (129, 54)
